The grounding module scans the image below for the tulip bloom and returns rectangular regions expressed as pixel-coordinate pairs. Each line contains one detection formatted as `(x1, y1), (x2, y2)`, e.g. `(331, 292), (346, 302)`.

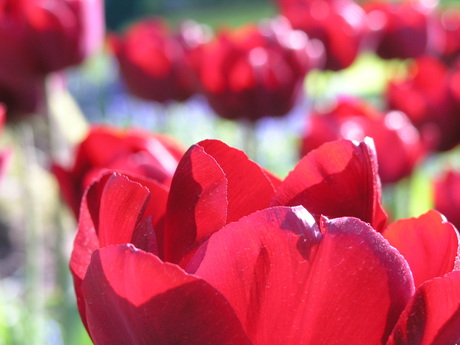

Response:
(52, 125), (185, 218)
(433, 169), (460, 231)
(428, 8), (460, 66)
(302, 97), (426, 183)
(198, 17), (322, 121)
(364, 0), (432, 60)
(276, 0), (367, 71)
(0, 104), (11, 181)
(110, 18), (203, 103)
(71, 139), (459, 344)
(387, 55), (460, 151)
(0, 0), (104, 115)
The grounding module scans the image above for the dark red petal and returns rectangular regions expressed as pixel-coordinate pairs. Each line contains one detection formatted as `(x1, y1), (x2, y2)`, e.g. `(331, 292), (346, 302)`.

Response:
(199, 139), (278, 222)
(124, 175), (170, 257)
(131, 216), (159, 256)
(384, 210), (460, 287)
(164, 143), (228, 263)
(70, 172), (151, 329)
(191, 206), (413, 345)
(272, 138), (387, 231)
(387, 270), (460, 345)
(82, 245), (252, 345)
(95, 173), (150, 246)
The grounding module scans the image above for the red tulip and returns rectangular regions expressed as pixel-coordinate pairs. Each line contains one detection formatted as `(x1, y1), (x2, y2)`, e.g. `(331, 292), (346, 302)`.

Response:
(198, 17), (322, 121)
(301, 97), (426, 183)
(70, 139), (460, 343)
(387, 55), (460, 151)
(1, 0), (104, 74)
(70, 138), (390, 333)
(429, 8), (460, 66)
(52, 125), (185, 219)
(0, 104), (11, 182)
(110, 18), (201, 103)
(23, 0), (104, 73)
(433, 169), (460, 231)
(364, 0), (432, 60)
(0, 0), (104, 115)
(276, 0), (367, 71)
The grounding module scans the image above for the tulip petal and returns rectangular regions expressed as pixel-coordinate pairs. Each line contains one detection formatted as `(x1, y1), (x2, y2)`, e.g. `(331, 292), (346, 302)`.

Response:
(271, 138), (387, 231)
(164, 144), (228, 263)
(384, 210), (460, 287)
(124, 174), (170, 257)
(82, 244), (252, 345)
(192, 206), (413, 345)
(387, 270), (460, 345)
(199, 139), (279, 222)
(70, 172), (152, 329)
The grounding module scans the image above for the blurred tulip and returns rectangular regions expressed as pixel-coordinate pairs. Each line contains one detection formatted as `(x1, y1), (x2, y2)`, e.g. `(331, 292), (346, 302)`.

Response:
(0, 0), (104, 116)
(429, 8), (460, 66)
(387, 55), (460, 151)
(110, 18), (204, 103)
(363, 0), (433, 60)
(276, 0), (367, 71)
(52, 125), (185, 218)
(433, 169), (460, 231)
(0, 104), (11, 182)
(70, 138), (459, 344)
(198, 17), (323, 121)
(302, 97), (426, 183)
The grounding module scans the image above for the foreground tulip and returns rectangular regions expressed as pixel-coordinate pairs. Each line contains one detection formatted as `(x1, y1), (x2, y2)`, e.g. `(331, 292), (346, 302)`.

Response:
(110, 18), (202, 103)
(276, 0), (367, 71)
(52, 125), (184, 218)
(71, 140), (460, 344)
(71, 138), (388, 325)
(301, 97), (426, 183)
(198, 17), (322, 121)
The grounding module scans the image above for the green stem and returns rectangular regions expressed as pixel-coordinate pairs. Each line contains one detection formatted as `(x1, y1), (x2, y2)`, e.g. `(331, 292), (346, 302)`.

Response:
(240, 120), (258, 162)
(18, 122), (46, 345)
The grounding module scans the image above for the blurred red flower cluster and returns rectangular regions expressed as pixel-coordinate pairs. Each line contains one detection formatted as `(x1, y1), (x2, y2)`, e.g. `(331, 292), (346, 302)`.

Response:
(387, 55), (460, 152)
(66, 137), (460, 344)
(0, 0), (104, 116)
(112, 16), (323, 121)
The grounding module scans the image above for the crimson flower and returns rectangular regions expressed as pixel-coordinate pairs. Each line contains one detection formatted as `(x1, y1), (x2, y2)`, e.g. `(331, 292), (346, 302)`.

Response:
(0, 104), (10, 181)
(364, 0), (432, 60)
(0, 0), (104, 115)
(276, 0), (367, 71)
(387, 55), (460, 151)
(197, 17), (322, 121)
(52, 125), (184, 219)
(110, 18), (204, 103)
(70, 139), (459, 344)
(433, 169), (460, 231)
(301, 97), (426, 183)
(429, 8), (460, 66)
